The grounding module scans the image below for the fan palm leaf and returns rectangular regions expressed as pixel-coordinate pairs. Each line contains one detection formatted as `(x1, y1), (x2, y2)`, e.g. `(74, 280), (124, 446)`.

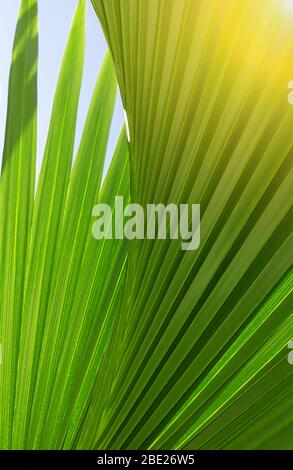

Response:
(0, 0), (292, 450)
(88, 0), (293, 450)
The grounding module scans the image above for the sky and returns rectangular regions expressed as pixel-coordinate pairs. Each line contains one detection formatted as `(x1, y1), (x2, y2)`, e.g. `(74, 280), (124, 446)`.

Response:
(0, 0), (124, 180)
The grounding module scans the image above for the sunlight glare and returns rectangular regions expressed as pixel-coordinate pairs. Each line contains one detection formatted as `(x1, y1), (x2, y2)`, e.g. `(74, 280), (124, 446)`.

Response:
(284, 0), (293, 13)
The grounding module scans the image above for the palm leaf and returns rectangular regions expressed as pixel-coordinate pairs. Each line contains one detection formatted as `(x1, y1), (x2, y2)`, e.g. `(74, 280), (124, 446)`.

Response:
(0, 0), (292, 450)
(0, 0), (38, 448)
(0, 0), (129, 450)
(89, 0), (293, 450)
(13, 0), (86, 448)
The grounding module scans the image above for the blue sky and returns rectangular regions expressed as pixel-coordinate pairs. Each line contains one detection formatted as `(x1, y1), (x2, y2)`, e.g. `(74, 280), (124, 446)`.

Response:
(0, 0), (124, 180)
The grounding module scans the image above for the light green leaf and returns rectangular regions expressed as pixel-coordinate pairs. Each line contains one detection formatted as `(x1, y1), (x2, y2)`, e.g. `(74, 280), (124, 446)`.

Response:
(13, 0), (86, 448)
(0, 0), (38, 449)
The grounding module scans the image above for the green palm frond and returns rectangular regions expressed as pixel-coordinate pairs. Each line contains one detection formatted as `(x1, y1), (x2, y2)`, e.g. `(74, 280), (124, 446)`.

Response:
(88, 0), (293, 450)
(0, 0), (292, 450)
(0, 0), (129, 449)
(0, 0), (38, 448)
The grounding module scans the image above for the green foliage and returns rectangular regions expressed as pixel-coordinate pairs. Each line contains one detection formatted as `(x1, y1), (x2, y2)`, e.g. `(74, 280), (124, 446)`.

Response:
(90, 0), (293, 450)
(0, 0), (292, 450)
